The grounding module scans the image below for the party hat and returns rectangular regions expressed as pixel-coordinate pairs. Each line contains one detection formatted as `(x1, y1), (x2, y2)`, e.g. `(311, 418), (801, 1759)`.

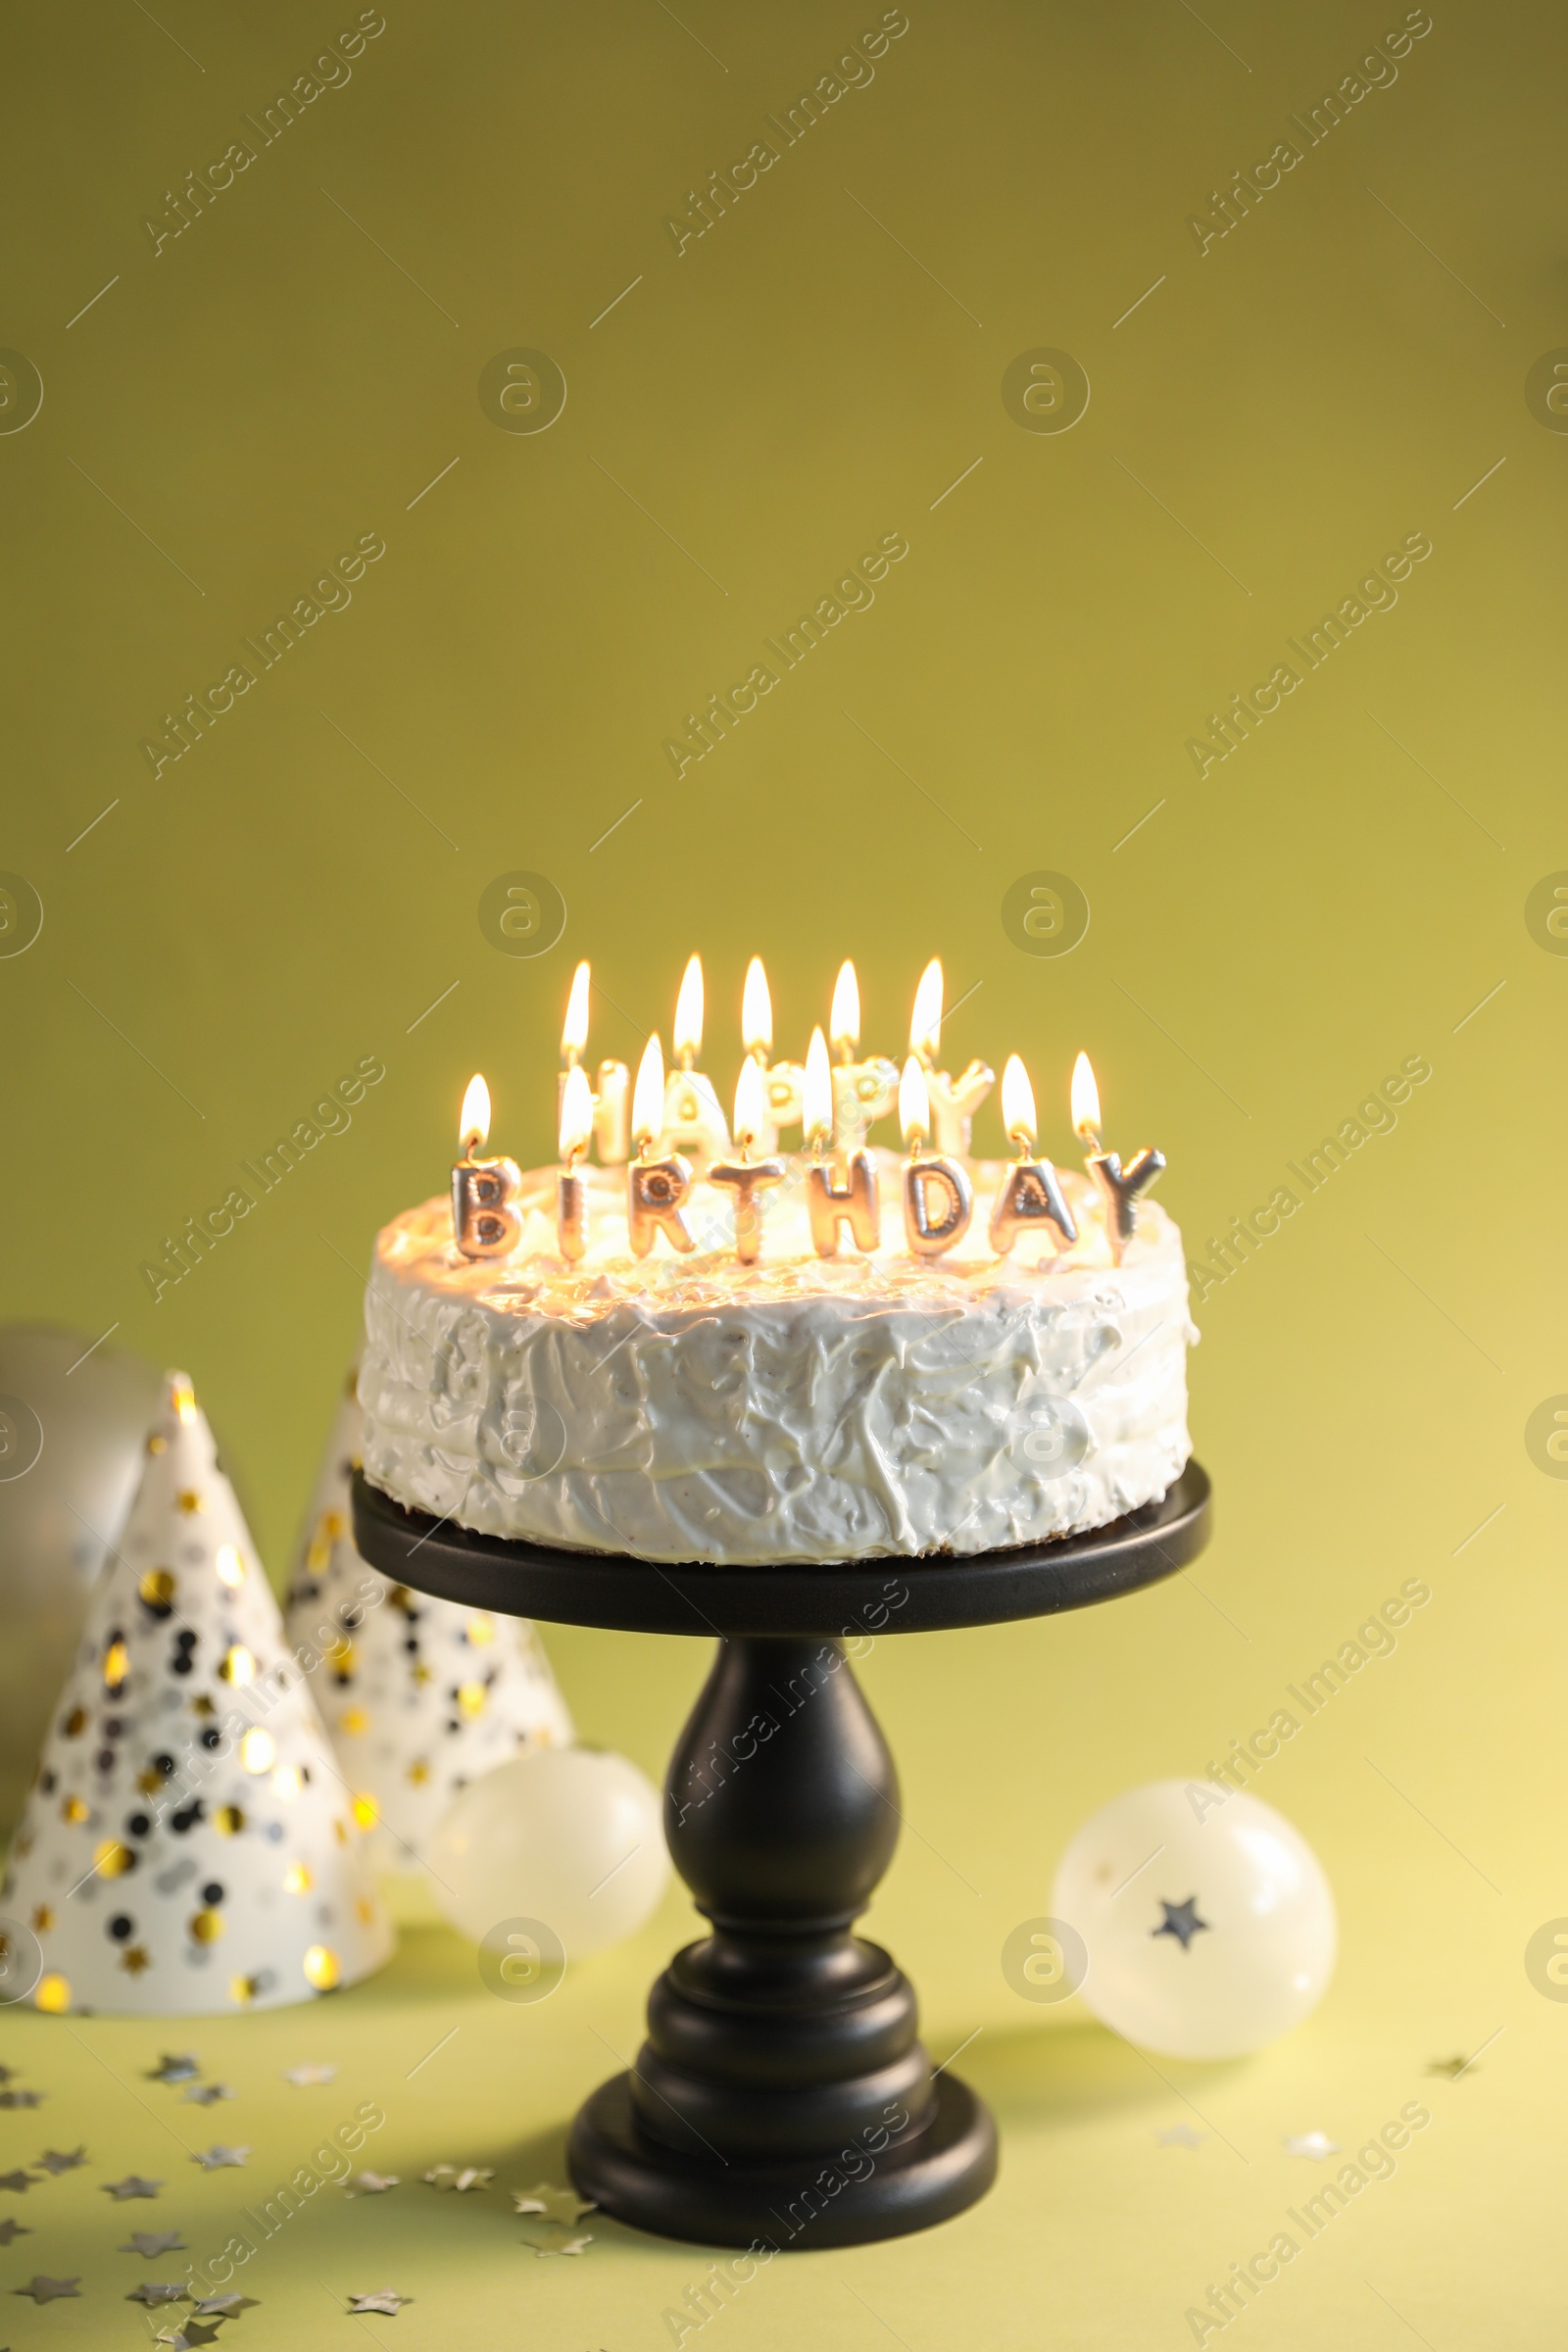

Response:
(0, 1374), (393, 2015)
(285, 1374), (573, 1875)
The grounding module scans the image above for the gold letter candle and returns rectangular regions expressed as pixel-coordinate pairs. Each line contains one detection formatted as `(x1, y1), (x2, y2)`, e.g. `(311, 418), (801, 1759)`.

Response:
(989, 1054), (1077, 1257)
(559, 959), (630, 1165)
(556, 1062), (593, 1262)
(741, 956), (804, 1155)
(909, 956), (994, 1155)
(628, 1032), (696, 1258)
(710, 1056), (786, 1264)
(827, 959), (899, 1151)
(899, 1054), (973, 1257)
(1071, 1052), (1165, 1265)
(451, 1074), (522, 1260)
(803, 1026), (880, 1255)
(661, 953), (730, 1169)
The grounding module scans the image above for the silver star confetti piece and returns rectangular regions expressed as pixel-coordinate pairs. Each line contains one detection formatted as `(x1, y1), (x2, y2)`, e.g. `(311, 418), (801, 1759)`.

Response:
(148, 2054), (201, 2084)
(36, 2146), (88, 2174)
(105, 2176), (165, 2199)
(422, 2164), (491, 2191)
(345, 2172), (400, 2196)
(15, 2276), (81, 2302)
(531, 2232), (592, 2258)
(193, 2145), (250, 2170)
(181, 2083), (234, 2106)
(0, 2170), (37, 2192)
(158, 2324), (224, 2349)
(348, 2289), (414, 2314)
(0, 2088), (43, 2108)
(512, 2181), (597, 2224)
(192, 2291), (257, 2315)
(0, 2218), (31, 2244)
(122, 2231), (187, 2257)
(1283, 2131), (1341, 2160)
(1154, 2123), (1205, 2149)
(129, 2281), (189, 2305)
(282, 2064), (337, 2086)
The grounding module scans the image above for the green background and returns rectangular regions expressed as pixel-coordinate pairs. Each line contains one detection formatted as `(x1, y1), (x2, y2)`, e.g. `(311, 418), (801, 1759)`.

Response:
(3, 0), (1565, 2342)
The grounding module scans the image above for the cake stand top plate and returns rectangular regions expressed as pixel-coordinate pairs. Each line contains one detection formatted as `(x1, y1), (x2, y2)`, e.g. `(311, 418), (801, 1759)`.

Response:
(350, 1461), (1210, 1640)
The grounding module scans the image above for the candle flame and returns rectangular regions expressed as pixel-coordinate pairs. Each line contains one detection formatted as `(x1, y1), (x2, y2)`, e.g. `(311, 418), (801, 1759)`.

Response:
(899, 1054), (930, 1149)
(1001, 1054), (1036, 1148)
(459, 1072), (491, 1153)
(733, 1054), (765, 1149)
(742, 956), (772, 1056)
(559, 1062), (594, 1162)
(561, 960), (590, 1061)
(673, 954), (704, 1063)
(1070, 1051), (1101, 1142)
(909, 958), (943, 1061)
(803, 1026), (833, 1148)
(829, 960), (860, 1057)
(170, 1373), (198, 1425)
(632, 1032), (666, 1151)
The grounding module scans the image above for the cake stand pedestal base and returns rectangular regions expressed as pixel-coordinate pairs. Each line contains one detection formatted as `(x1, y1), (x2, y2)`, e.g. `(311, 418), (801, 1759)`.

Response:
(353, 1462), (1210, 2249)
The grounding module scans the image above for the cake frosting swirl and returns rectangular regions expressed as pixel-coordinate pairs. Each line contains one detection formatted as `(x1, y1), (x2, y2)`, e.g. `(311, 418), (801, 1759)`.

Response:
(357, 1152), (1196, 1566)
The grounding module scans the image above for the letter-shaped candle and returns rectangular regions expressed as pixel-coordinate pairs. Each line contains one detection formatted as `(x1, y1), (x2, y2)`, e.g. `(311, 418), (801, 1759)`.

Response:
(451, 1074), (522, 1260)
(988, 1054), (1077, 1256)
(628, 1032), (696, 1258)
(557, 1062), (593, 1263)
(1071, 1052), (1164, 1265)
(900, 1055), (973, 1256)
(710, 1057), (786, 1264)
(804, 1026), (880, 1255)
(908, 956), (993, 1154)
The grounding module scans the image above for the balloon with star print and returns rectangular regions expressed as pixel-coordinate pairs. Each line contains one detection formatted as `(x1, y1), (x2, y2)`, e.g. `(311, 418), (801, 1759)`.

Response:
(283, 1374), (572, 1875)
(0, 1373), (393, 2015)
(1051, 1779), (1337, 2059)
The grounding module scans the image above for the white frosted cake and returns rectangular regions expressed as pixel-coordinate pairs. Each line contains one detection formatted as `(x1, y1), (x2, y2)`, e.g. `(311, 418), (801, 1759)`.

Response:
(358, 1153), (1196, 1567)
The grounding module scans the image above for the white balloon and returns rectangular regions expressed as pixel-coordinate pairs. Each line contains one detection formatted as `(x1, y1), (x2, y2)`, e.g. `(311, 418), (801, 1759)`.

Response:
(428, 1746), (669, 1959)
(1052, 1779), (1336, 2059)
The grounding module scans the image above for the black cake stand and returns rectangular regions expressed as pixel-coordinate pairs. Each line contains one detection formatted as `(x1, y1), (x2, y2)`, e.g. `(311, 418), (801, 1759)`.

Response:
(352, 1461), (1210, 2249)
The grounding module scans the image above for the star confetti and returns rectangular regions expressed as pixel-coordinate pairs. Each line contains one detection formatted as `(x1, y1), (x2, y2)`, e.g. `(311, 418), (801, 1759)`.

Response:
(158, 2324), (224, 2349)
(1152, 1895), (1210, 1950)
(423, 2164), (491, 2191)
(531, 2232), (592, 2258)
(193, 2145), (250, 2170)
(512, 2183), (597, 2224)
(182, 2083), (234, 2106)
(345, 2172), (400, 2196)
(15, 2276), (81, 2302)
(148, 2054), (201, 2084)
(0, 2088), (43, 2108)
(282, 2063), (336, 2086)
(129, 2280), (189, 2305)
(122, 2231), (187, 2257)
(1284, 2132), (1341, 2160)
(36, 2147), (88, 2174)
(105, 2175), (165, 2198)
(0, 2170), (37, 2193)
(348, 2289), (414, 2314)
(192, 2291), (257, 2316)
(0, 2218), (31, 2244)
(1154, 2124), (1205, 2149)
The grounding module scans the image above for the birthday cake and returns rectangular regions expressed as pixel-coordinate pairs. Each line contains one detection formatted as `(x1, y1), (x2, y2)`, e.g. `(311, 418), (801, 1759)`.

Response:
(357, 959), (1195, 1565)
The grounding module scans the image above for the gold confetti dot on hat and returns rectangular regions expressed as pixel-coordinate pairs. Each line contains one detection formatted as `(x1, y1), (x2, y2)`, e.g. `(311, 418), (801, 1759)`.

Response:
(303, 1944), (339, 1990)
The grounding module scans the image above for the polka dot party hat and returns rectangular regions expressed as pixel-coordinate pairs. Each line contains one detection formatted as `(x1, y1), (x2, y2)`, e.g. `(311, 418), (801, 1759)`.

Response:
(285, 1372), (573, 1876)
(0, 1373), (393, 2014)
